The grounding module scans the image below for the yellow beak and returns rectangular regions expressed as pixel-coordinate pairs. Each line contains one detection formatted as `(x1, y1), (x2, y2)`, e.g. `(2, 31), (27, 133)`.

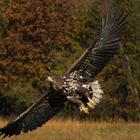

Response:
(47, 76), (53, 82)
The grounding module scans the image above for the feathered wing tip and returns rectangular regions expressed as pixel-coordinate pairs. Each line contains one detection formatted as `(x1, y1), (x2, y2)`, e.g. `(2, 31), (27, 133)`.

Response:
(100, 0), (127, 35)
(66, 0), (127, 78)
(0, 92), (66, 138)
(88, 80), (103, 108)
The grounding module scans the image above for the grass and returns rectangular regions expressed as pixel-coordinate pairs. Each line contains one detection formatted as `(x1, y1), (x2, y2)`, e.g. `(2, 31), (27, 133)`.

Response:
(0, 119), (140, 140)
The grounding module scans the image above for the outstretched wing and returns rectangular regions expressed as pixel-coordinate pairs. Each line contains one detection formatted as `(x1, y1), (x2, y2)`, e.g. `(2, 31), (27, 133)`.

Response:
(66, 0), (127, 81)
(0, 91), (66, 138)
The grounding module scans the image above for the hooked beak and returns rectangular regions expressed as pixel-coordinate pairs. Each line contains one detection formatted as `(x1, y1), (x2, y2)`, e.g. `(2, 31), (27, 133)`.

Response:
(47, 76), (54, 82)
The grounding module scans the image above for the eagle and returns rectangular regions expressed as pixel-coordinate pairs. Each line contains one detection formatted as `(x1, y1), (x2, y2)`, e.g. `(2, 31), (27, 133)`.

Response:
(0, 0), (127, 138)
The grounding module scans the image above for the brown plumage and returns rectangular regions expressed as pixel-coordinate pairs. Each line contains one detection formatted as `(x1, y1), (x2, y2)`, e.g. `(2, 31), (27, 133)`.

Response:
(0, 0), (127, 138)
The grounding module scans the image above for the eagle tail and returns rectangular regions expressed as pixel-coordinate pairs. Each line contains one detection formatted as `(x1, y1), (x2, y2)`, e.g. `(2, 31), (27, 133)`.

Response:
(87, 80), (103, 108)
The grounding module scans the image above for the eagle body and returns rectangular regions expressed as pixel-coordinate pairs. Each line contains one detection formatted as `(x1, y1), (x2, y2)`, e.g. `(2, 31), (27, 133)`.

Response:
(50, 71), (85, 97)
(0, 0), (127, 138)
(49, 71), (103, 111)
(61, 71), (84, 96)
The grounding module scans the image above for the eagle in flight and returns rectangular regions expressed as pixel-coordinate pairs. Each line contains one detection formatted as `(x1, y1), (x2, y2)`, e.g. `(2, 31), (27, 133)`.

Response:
(0, 0), (127, 138)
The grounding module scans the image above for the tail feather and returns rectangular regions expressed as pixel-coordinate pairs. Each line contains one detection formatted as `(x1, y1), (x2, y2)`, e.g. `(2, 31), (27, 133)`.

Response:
(88, 80), (103, 105)
(93, 93), (102, 99)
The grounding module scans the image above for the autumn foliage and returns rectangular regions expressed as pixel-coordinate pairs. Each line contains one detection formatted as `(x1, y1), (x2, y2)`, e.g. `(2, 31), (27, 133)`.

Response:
(0, 0), (80, 91)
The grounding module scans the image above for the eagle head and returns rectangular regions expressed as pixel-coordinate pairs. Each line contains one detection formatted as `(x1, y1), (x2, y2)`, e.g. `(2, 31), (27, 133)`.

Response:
(47, 76), (54, 83)
(47, 76), (63, 91)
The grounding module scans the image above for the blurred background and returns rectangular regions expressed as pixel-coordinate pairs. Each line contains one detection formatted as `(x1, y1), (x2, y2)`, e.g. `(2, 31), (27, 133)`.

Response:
(0, 0), (140, 123)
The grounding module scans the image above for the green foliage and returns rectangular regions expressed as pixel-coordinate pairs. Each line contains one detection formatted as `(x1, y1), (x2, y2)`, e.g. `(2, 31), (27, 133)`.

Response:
(5, 81), (38, 106)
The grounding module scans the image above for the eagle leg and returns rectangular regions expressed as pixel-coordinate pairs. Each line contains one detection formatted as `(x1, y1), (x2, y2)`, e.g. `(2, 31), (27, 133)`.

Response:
(79, 105), (89, 115)
(67, 96), (89, 114)
(87, 97), (95, 109)
(76, 85), (95, 109)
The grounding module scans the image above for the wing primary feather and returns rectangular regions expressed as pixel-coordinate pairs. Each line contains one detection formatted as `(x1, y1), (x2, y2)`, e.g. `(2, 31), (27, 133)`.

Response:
(66, 0), (127, 78)
(66, 0), (127, 80)
(0, 91), (66, 138)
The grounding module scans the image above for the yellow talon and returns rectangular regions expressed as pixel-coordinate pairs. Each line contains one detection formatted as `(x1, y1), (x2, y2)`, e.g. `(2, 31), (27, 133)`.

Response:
(80, 105), (89, 115)
(87, 97), (95, 107)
